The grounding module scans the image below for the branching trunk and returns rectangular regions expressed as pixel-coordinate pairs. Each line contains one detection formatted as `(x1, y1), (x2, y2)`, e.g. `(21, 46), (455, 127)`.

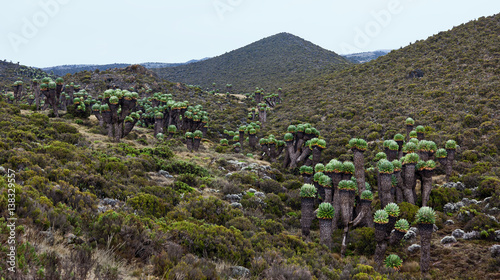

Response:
(421, 170), (434, 206)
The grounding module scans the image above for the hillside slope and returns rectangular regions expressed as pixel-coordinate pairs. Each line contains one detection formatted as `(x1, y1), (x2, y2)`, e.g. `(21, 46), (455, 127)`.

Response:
(267, 13), (500, 187)
(153, 32), (351, 92)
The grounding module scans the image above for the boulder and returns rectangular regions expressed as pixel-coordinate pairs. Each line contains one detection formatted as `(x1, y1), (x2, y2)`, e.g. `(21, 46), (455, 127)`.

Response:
(441, 236), (457, 245)
(408, 244), (421, 253)
(452, 229), (465, 239)
(490, 245), (500, 258)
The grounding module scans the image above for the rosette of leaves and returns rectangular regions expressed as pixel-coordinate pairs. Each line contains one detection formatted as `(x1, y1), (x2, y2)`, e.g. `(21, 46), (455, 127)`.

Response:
(316, 202), (335, 219)
(375, 152), (387, 161)
(445, 140), (457, 150)
(418, 140), (430, 152)
(383, 140), (392, 149)
(73, 97), (81, 105)
(384, 254), (403, 271)
(220, 139), (229, 146)
(249, 128), (257, 135)
(259, 138), (268, 145)
(233, 135), (240, 142)
(287, 125), (297, 133)
(101, 104), (110, 112)
(342, 161), (355, 175)
(388, 140), (399, 151)
(394, 219), (410, 233)
(416, 125), (425, 133)
(406, 117), (415, 125)
(394, 134), (405, 142)
(425, 160), (436, 170)
(55, 77), (64, 85)
(435, 148), (447, 158)
(403, 153), (419, 165)
(156, 133), (164, 140)
(373, 209), (389, 224)
(377, 159), (394, 174)
(300, 184), (317, 197)
(239, 125), (246, 132)
(319, 174), (332, 188)
(324, 162), (335, 174)
(313, 171), (324, 182)
(403, 142), (417, 153)
(300, 165), (314, 176)
(409, 138), (419, 145)
(193, 130), (203, 139)
(338, 180), (357, 191)
(360, 190), (373, 201)
(416, 160), (426, 171)
(328, 159), (343, 173)
(409, 130), (418, 139)
(427, 141), (437, 153)
(233, 142), (241, 147)
(297, 124), (305, 133)
(348, 138), (368, 151)
(304, 128), (312, 135)
(155, 112), (164, 119)
(284, 132), (294, 142)
(392, 160), (402, 172)
(315, 163), (325, 173)
(109, 95), (119, 105)
(48, 81), (57, 89)
(91, 103), (100, 112)
(384, 202), (400, 217)
(415, 206), (436, 224)
(365, 182), (371, 191)
(228, 131), (235, 137)
(185, 132), (194, 139)
(168, 125), (177, 133)
(317, 139), (326, 149)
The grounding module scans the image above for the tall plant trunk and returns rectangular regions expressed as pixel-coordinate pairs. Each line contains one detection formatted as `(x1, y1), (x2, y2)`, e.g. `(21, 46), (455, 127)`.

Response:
(301, 197), (314, 238)
(324, 187), (332, 203)
(331, 173), (342, 230)
(33, 82), (40, 110)
(239, 131), (244, 149)
(396, 140), (404, 159)
(303, 174), (312, 184)
(353, 149), (366, 194)
(406, 125), (413, 142)
(286, 142), (300, 169)
(351, 199), (372, 228)
(379, 173), (393, 208)
(312, 147), (322, 166)
(445, 149), (455, 181)
(373, 223), (388, 267)
(388, 150), (398, 161)
(249, 135), (258, 149)
(193, 138), (201, 152)
(418, 224), (433, 276)
(114, 122), (122, 142)
(319, 219), (333, 249)
(186, 138), (193, 152)
(419, 151), (429, 161)
(269, 143), (277, 161)
(403, 164), (416, 204)
(421, 170), (434, 207)
(417, 132), (424, 141)
(339, 190), (354, 257)
(395, 171), (404, 204)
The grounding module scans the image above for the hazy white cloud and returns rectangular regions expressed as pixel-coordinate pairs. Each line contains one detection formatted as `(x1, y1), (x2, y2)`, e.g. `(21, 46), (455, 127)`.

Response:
(1, 0), (499, 67)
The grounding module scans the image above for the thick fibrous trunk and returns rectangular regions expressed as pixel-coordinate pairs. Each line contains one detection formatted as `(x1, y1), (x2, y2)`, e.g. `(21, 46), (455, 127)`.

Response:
(286, 142), (300, 169)
(406, 125), (413, 142)
(374, 222), (388, 267)
(379, 173), (393, 208)
(234, 146), (240, 153)
(193, 138), (201, 152)
(312, 147), (322, 166)
(33, 82), (40, 110)
(303, 174), (312, 184)
(353, 149), (366, 194)
(239, 131), (244, 148)
(339, 189), (355, 256)
(331, 173), (342, 230)
(396, 140), (404, 159)
(388, 150), (398, 161)
(445, 149), (455, 181)
(403, 164), (416, 204)
(123, 121), (136, 137)
(351, 199), (372, 228)
(421, 170), (434, 207)
(186, 138), (193, 151)
(301, 197), (314, 238)
(418, 224), (433, 275)
(395, 171), (404, 204)
(389, 229), (406, 245)
(324, 187), (332, 203)
(417, 132), (424, 141)
(319, 219), (332, 249)
(249, 135), (257, 149)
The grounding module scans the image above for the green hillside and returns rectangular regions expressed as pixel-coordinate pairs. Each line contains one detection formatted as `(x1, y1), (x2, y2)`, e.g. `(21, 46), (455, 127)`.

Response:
(153, 32), (351, 92)
(267, 14), (500, 187)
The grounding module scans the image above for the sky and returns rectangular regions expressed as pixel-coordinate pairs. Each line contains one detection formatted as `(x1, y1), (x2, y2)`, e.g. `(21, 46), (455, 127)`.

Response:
(1, 0), (499, 68)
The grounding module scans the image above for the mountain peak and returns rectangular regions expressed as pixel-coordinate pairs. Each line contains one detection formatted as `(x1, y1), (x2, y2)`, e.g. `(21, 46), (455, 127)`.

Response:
(154, 33), (350, 92)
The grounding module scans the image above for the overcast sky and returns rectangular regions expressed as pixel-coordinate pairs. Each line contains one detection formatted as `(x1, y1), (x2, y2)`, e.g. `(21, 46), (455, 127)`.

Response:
(1, 0), (499, 68)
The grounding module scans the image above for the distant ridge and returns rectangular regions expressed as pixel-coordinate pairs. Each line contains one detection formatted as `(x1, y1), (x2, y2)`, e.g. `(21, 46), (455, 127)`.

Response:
(342, 50), (391, 63)
(153, 32), (351, 92)
(42, 58), (209, 76)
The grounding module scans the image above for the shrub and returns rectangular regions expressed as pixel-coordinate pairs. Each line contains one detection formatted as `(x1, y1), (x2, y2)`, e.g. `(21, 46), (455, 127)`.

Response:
(226, 216), (255, 231)
(186, 196), (242, 225)
(428, 187), (461, 212)
(126, 193), (169, 218)
(478, 177), (500, 199)
(264, 194), (286, 217)
(464, 213), (499, 232)
(259, 179), (283, 194)
(262, 219), (284, 235)
(348, 227), (376, 256)
(162, 160), (209, 177)
(177, 173), (200, 188)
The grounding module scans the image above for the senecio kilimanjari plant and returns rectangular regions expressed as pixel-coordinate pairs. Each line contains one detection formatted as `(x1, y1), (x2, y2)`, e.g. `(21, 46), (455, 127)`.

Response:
(317, 202), (335, 249)
(300, 183), (317, 238)
(415, 206), (436, 276)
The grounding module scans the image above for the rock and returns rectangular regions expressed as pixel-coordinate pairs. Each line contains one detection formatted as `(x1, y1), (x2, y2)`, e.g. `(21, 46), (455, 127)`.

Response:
(254, 192), (265, 198)
(433, 224), (439, 232)
(487, 214), (498, 223)
(248, 188), (257, 193)
(159, 170), (173, 178)
(444, 203), (457, 213)
(494, 230), (500, 241)
(102, 198), (118, 206)
(230, 202), (242, 208)
(463, 231), (480, 240)
(225, 194), (242, 202)
(263, 175), (273, 180)
(452, 229), (465, 239)
(408, 244), (421, 253)
(0, 166), (6, 174)
(230, 266), (250, 278)
(40, 230), (54, 245)
(404, 230), (417, 241)
(490, 245), (500, 258)
(444, 220), (455, 225)
(441, 236), (457, 245)
(443, 181), (465, 191)
(410, 227), (418, 235)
